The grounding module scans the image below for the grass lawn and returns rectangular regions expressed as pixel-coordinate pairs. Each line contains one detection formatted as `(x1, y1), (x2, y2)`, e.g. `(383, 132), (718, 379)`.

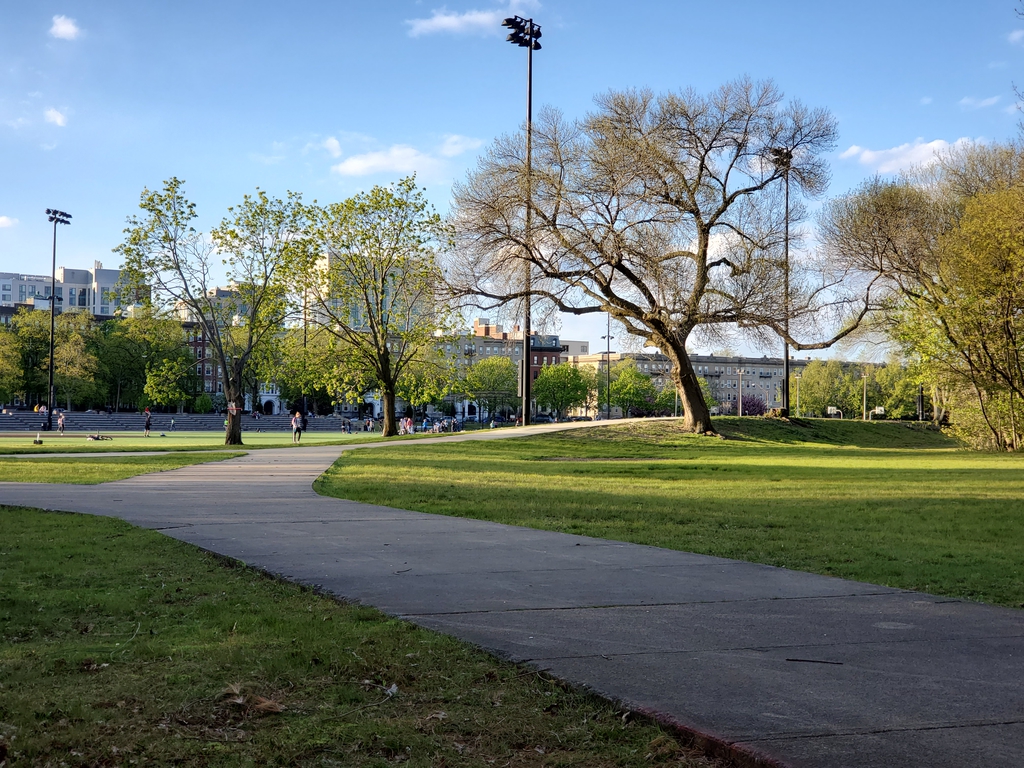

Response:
(0, 506), (720, 767)
(0, 430), (391, 455)
(315, 417), (1024, 609)
(0, 452), (244, 484)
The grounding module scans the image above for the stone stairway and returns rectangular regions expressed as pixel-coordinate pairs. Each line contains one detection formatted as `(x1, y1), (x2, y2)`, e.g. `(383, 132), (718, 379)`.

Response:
(0, 410), (352, 432)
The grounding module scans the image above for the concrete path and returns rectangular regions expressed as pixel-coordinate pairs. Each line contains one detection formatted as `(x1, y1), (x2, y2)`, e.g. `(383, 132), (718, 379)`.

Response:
(3, 427), (1023, 768)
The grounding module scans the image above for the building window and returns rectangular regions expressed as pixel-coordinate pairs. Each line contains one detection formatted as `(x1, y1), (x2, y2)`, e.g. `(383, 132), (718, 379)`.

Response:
(19, 285), (26, 302)
(533, 356), (538, 364)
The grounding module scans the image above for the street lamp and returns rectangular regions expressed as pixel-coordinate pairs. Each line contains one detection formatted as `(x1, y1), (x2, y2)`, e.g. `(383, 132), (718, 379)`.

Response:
(795, 371), (802, 418)
(862, 371), (869, 421)
(601, 312), (614, 420)
(738, 365), (744, 417)
(45, 208), (71, 430)
(770, 147), (792, 417)
(502, 14), (541, 426)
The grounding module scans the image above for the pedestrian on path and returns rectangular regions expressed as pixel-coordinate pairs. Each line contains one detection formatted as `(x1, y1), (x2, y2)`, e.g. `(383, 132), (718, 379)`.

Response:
(57, 412), (65, 434)
(144, 409), (152, 437)
(292, 411), (302, 443)
(170, 417), (175, 431)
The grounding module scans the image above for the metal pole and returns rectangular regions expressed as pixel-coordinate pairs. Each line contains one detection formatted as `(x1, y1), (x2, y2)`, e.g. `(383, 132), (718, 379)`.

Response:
(521, 29), (533, 427)
(604, 312), (612, 420)
(782, 165), (790, 416)
(796, 374), (801, 417)
(862, 373), (868, 421)
(738, 365), (743, 417)
(47, 219), (57, 430)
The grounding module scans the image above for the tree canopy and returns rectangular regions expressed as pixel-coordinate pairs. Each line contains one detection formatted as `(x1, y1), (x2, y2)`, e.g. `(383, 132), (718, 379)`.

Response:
(451, 78), (864, 433)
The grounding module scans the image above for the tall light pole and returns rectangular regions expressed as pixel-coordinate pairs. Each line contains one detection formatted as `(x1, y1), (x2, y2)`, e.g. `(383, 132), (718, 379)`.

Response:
(795, 371), (802, 418)
(738, 365), (744, 416)
(862, 371), (869, 421)
(601, 313), (614, 420)
(770, 148), (792, 417)
(502, 14), (541, 426)
(45, 209), (71, 430)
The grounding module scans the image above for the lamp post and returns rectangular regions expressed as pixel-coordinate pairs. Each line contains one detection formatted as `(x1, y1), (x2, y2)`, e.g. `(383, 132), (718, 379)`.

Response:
(601, 313), (614, 420)
(502, 14), (541, 426)
(862, 371), (869, 421)
(738, 365), (744, 417)
(45, 209), (71, 430)
(770, 148), (792, 417)
(795, 371), (801, 418)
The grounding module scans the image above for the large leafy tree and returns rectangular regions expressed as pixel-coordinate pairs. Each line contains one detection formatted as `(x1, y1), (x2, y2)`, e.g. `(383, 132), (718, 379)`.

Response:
(52, 311), (100, 409)
(117, 180), (300, 444)
(822, 142), (1024, 447)
(10, 307), (50, 405)
(0, 325), (22, 404)
(466, 356), (518, 420)
(609, 360), (658, 417)
(451, 79), (865, 434)
(292, 177), (454, 437)
(533, 362), (595, 419)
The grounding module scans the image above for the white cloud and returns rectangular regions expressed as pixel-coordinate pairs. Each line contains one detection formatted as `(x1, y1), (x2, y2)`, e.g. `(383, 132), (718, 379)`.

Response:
(6, 117), (29, 128)
(1009, 29), (1024, 44)
(959, 96), (1000, 110)
(49, 15), (80, 40)
(439, 133), (484, 157)
(0, 216), (18, 228)
(331, 145), (444, 177)
(406, 1), (540, 37)
(322, 137), (342, 158)
(840, 137), (973, 174)
(919, 97), (933, 105)
(44, 108), (67, 126)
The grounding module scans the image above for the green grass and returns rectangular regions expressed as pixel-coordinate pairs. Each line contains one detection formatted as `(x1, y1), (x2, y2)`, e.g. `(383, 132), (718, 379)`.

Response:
(0, 430), (392, 455)
(0, 506), (721, 767)
(315, 417), (1024, 608)
(0, 452), (244, 484)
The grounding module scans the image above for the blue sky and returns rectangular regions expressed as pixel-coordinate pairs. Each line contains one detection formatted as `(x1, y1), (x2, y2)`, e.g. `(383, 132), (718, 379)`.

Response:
(1, 0), (1021, 350)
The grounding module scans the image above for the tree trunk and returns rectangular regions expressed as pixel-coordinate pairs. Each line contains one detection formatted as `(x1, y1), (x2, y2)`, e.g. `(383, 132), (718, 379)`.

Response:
(225, 389), (244, 445)
(381, 388), (398, 437)
(664, 342), (715, 434)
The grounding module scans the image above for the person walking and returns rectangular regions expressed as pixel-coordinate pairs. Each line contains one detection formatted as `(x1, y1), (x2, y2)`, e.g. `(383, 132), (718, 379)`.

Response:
(144, 409), (152, 437)
(170, 417), (175, 431)
(57, 411), (65, 435)
(291, 411), (302, 443)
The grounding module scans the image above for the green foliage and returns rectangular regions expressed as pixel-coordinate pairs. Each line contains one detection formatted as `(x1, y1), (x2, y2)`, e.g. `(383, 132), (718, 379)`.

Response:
(465, 356), (518, 418)
(193, 393), (213, 414)
(292, 177), (456, 436)
(533, 363), (596, 418)
(609, 360), (657, 416)
(0, 325), (22, 403)
(116, 179), (301, 444)
(823, 144), (1024, 448)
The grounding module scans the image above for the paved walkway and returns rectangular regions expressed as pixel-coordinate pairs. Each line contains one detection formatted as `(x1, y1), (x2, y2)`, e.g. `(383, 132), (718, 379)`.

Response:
(3, 426), (1023, 768)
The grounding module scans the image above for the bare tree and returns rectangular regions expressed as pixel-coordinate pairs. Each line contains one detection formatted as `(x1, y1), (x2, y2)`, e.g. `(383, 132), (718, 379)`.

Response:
(450, 78), (867, 433)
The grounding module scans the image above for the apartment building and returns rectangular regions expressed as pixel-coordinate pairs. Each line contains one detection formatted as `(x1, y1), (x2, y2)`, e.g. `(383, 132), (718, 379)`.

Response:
(568, 350), (814, 413)
(0, 261), (124, 316)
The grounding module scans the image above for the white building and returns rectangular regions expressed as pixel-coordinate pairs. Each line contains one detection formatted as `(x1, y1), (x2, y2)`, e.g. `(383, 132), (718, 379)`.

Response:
(0, 261), (124, 316)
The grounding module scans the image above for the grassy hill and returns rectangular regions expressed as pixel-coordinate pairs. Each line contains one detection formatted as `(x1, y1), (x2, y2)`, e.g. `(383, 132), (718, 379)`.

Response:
(317, 417), (1024, 608)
